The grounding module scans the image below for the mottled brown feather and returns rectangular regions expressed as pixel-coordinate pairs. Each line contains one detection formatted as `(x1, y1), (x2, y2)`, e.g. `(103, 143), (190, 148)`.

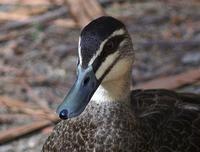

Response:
(42, 89), (200, 152)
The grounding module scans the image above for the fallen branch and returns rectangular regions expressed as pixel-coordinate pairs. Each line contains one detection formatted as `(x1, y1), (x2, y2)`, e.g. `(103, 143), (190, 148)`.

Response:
(0, 6), (67, 32)
(0, 118), (59, 144)
(134, 68), (200, 90)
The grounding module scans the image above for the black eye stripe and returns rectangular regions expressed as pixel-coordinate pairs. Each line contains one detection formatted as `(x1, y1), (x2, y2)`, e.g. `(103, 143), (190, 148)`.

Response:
(103, 35), (125, 53)
(92, 35), (125, 73)
(98, 52), (121, 82)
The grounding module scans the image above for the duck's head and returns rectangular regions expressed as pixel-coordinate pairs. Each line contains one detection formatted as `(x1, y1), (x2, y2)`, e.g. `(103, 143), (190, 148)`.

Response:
(57, 16), (134, 120)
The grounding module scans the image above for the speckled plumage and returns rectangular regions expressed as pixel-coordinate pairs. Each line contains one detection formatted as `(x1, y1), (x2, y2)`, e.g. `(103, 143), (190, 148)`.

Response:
(42, 89), (200, 152)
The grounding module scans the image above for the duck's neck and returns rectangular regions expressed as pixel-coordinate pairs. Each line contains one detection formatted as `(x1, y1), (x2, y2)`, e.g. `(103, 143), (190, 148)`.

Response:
(92, 69), (132, 104)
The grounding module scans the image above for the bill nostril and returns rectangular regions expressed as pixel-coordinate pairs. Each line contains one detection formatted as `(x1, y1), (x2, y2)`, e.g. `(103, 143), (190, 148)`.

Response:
(83, 76), (90, 86)
(59, 109), (68, 120)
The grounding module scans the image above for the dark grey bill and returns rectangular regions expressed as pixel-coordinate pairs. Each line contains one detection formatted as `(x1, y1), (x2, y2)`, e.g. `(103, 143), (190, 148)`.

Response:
(56, 65), (99, 119)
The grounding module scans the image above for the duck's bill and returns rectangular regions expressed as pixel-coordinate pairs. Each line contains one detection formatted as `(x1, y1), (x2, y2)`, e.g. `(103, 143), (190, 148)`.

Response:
(56, 66), (99, 120)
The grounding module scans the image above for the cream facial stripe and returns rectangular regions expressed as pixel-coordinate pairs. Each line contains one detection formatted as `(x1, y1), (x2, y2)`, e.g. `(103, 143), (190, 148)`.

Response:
(95, 51), (120, 79)
(88, 29), (125, 66)
(78, 37), (82, 66)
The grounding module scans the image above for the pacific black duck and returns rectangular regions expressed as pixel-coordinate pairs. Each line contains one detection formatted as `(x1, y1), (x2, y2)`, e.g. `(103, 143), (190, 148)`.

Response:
(42, 16), (200, 152)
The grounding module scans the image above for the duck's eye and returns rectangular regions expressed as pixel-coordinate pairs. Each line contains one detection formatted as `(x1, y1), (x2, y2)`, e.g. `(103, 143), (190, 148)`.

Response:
(104, 41), (114, 50)
(83, 76), (90, 86)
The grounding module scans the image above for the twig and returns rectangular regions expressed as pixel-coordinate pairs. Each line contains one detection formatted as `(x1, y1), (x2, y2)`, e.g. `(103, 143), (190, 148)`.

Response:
(134, 68), (200, 89)
(0, 114), (35, 124)
(0, 96), (39, 109)
(0, 96), (52, 118)
(0, 7), (67, 32)
(0, 118), (59, 144)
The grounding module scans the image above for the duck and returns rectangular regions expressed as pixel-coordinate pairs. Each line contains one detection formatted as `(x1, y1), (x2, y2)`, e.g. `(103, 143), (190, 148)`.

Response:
(42, 16), (200, 152)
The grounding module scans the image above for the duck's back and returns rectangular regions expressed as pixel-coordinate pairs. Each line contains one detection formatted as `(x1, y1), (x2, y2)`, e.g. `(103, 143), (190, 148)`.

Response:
(42, 89), (200, 152)
(131, 89), (200, 152)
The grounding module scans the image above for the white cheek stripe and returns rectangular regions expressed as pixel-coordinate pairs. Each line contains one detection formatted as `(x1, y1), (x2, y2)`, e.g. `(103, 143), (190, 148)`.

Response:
(78, 37), (83, 66)
(95, 51), (119, 79)
(88, 29), (125, 66)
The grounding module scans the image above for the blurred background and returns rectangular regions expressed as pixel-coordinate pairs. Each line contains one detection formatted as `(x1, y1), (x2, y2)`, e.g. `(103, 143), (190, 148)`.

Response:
(0, 0), (200, 151)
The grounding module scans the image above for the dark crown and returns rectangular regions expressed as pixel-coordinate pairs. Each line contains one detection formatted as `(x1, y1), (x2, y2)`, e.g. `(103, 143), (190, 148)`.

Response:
(80, 16), (126, 68)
